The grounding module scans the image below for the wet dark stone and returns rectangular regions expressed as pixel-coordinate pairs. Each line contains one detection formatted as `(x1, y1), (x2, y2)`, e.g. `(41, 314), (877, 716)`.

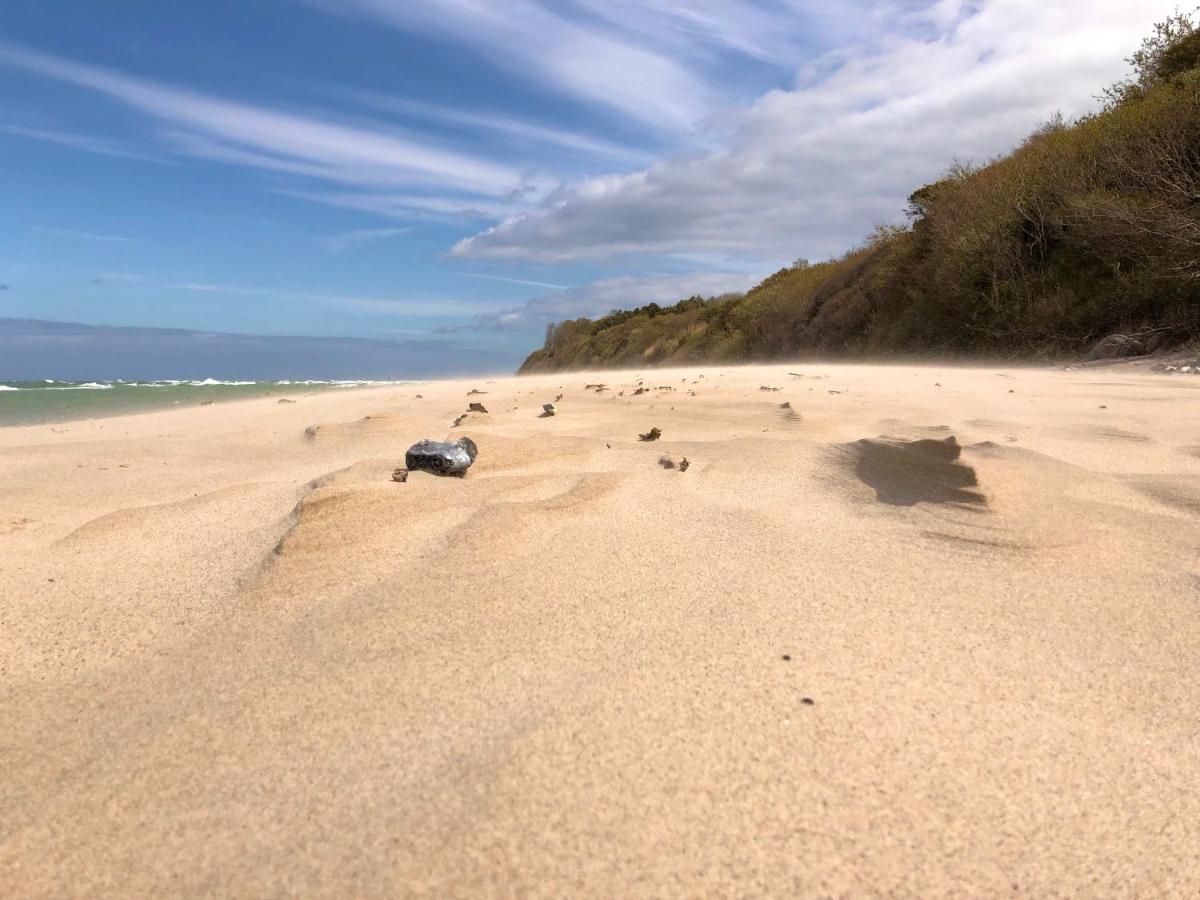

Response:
(801, 697), (815, 706)
(405, 437), (479, 477)
(842, 435), (985, 507)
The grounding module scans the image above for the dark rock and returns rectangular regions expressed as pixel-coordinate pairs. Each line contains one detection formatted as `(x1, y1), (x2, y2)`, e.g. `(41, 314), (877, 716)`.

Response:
(405, 437), (479, 477)
(540, 403), (556, 418)
(468, 402), (489, 414)
(679, 458), (690, 472)
(452, 414), (468, 427)
(639, 427), (662, 442)
(1087, 333), (1145, 361)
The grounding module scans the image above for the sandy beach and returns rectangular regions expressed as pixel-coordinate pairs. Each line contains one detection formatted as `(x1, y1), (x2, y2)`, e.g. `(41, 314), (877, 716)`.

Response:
(2, 362), (1198, 897)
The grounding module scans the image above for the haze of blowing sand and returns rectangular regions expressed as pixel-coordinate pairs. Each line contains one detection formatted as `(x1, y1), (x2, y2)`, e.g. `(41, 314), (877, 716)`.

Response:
(2, 363), (1198, 896)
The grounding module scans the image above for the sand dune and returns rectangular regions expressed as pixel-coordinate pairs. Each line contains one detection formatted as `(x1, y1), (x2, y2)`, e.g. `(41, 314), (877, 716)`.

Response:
(2, 363), (1198, 896)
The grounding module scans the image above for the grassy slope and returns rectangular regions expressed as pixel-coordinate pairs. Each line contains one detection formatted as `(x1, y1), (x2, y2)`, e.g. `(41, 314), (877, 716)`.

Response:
(521, 42), (1200, 374)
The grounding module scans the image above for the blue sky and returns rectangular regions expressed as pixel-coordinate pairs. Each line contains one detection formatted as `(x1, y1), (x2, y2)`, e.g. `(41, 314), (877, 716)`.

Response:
(0, 0), (1180, 358)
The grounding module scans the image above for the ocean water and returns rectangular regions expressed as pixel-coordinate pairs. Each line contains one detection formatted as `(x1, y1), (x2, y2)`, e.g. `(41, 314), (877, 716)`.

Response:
(0, 379), (411, 426)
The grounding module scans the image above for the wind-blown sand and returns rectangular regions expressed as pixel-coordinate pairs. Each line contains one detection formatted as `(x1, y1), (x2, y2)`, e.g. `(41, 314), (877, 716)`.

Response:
(2, 363), (1198, 897)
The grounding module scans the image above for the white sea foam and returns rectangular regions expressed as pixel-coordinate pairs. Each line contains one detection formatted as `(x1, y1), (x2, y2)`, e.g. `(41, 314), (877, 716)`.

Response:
(0, 385), (20, 391)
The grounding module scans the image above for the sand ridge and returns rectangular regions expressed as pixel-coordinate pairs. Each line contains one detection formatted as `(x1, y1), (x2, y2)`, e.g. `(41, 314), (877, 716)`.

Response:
(1, 363), (1198, 896)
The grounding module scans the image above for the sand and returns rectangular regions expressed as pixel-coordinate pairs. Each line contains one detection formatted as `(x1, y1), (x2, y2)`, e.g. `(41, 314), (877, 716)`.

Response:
(2, 362), (1198, 897)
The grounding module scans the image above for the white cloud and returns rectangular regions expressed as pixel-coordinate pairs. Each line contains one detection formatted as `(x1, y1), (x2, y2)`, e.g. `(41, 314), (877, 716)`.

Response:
(317, 227), (412, 253)
(348, 93), (653, 166)
(276, 188), (518, 223)
(452, 271), (760, 331)
(319, 0), (716, 130)
(0, 124), (164, 162)
(449, 0), (1182, 263)
(0, 43), (523, 198)
(456, 273), (572, 291)
(91, 272), (147, 285)
(33, 226), (134, 242)
(170, 281), (511, 317)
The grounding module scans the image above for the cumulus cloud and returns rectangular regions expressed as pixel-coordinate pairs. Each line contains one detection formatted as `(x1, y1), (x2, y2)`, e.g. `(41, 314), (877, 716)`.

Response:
(446, 271), (759, 331)
(450, 0), (1182, 263)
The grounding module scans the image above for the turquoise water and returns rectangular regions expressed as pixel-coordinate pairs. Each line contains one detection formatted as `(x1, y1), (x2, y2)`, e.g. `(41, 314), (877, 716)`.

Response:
(0, 379), (407, 426)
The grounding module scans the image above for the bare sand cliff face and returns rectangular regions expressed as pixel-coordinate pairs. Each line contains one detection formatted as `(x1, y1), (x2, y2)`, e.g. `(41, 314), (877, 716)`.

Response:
(2, 363), (1198, 897)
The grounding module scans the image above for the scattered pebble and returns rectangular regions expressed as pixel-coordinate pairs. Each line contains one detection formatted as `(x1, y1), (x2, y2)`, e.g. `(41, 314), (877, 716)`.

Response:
(679, 458), (690, 472)
(391, 468), (409, 483)
(639, 427), (662, 442)
(801, 697), (815, 706)
(468, 402), (488, 414)
(540, 403), (556, 418)
(659, 456), (676, 469)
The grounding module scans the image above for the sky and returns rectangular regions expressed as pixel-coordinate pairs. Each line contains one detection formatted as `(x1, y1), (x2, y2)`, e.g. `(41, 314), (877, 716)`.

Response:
(0, 0), (1184, 363)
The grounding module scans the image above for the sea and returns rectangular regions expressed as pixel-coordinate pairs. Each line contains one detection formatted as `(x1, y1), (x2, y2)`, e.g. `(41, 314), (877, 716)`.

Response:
(0, 379), (413, 426)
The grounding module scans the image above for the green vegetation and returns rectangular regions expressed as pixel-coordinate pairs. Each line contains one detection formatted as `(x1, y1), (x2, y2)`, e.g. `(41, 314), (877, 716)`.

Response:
(520, 14), (1200, 373)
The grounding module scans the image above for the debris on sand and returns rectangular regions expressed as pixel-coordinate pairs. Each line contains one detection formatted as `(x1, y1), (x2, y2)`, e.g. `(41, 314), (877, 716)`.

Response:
(405, 437), (478, 477)
(278, 398), (296, 404)
(779, 401), (792, 409)
(555, 393), (563, 402)
(391, 468), (409, 483)
(468, 388), (488, 395)
(679, 458), (691, 472)
(633, 387), (648, 396)
(659, 455), (676, 469)
(201, 400), (214, 406)
(540, 403), (556, 418)
(468, 402), (489, 414)
(585, 383), (607, 391)
(415, 394), (423, 399)
(639, 427), (662, 442)
(304, 425), (320, 440)
(452, 414), (468, 428)
(760, 386), (782, 392)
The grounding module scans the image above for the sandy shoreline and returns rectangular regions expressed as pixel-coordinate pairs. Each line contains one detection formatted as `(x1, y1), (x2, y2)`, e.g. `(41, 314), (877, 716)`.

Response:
(2, 362), (1198, 896)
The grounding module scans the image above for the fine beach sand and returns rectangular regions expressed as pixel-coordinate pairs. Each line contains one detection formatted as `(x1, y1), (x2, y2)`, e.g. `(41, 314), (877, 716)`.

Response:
(2, 362), (1198, 896)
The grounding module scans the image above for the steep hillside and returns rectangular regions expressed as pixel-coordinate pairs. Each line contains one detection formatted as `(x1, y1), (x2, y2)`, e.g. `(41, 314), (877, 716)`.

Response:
(521, 16), (1200, 373)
